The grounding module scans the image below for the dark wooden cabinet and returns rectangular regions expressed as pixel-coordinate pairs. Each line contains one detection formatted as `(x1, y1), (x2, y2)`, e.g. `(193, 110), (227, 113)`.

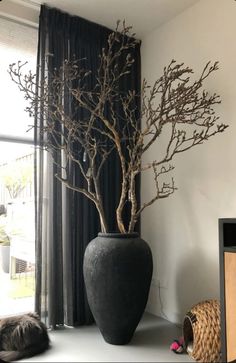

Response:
(219, 218), (236, 362)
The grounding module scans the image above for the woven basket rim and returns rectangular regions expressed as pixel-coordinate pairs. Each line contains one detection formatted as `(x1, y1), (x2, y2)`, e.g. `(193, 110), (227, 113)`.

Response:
(183, 314), (194, 351)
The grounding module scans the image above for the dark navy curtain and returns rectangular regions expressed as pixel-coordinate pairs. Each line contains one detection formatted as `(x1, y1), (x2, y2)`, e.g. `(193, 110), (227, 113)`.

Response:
(35, 5), (141, 327)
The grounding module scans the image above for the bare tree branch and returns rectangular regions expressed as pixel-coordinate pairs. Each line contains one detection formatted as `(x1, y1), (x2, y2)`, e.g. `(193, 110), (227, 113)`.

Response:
(9, 22), (228, 233)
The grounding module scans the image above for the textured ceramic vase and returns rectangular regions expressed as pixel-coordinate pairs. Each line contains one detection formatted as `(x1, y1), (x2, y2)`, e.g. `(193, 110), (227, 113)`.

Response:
(83, 232), (153, 345)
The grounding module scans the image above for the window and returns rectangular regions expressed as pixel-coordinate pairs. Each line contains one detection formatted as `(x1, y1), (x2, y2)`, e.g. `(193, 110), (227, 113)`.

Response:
(0, 17), (37, 316)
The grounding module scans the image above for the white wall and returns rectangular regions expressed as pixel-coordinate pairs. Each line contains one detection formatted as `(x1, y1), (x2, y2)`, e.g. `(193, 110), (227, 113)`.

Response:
(141, 0), (236, 324)
(0, 0), (39, 28)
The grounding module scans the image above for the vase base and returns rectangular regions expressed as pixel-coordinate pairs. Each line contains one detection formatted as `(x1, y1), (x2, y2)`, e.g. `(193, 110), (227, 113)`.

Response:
(102, 333), (133, 345)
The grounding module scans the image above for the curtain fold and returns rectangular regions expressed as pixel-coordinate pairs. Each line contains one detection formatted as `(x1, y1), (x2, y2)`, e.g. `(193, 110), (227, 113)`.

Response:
(34, 5), (141, 328)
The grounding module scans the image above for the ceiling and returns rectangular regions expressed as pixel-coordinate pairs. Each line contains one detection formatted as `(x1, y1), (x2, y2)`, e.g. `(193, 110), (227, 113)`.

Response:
(1, 0), (200, 38)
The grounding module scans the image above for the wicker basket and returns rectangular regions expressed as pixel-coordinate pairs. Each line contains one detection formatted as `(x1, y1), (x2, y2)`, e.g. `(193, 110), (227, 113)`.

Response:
(183, 300), (221, 362)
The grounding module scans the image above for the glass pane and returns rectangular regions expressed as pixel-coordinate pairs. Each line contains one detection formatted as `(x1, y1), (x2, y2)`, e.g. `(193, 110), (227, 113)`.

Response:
(0, 141), (35, 316)
(0, 18), (37, 140)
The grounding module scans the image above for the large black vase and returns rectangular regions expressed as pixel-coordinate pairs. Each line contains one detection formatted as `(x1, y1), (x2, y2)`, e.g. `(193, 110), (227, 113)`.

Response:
(83, 232), (153, 345)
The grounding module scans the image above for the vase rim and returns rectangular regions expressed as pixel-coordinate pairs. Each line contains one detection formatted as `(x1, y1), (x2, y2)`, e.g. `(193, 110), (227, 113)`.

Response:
(98, 232), (139, 238)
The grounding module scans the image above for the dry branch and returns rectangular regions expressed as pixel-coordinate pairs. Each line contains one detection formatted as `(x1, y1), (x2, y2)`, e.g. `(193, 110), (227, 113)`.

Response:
(8, 22), (228, 233)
